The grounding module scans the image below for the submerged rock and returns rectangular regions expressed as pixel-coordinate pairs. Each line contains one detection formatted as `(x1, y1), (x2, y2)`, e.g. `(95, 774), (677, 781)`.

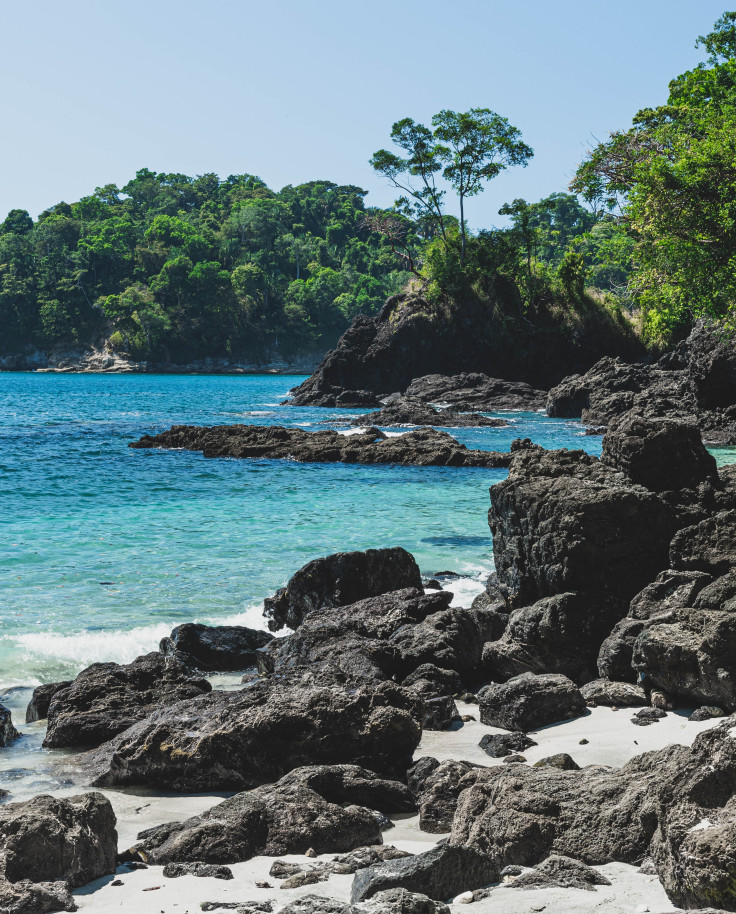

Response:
(263, 548), (422, 632)
(0, 705), (19, 747)
(130, 424), (512, 470)
(349, 396), (507, 429)
(160, 623), (273, 671)
(43, 652), (211, 750)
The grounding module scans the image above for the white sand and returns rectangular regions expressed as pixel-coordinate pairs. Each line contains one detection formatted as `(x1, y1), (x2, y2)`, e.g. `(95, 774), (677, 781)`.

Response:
(68, 700), (719, 913)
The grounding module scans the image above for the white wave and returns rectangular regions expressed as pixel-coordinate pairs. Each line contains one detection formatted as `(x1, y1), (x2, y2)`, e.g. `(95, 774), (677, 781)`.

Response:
(10, 622), (174, 669)
(442, 576), (487, 608)
(207, 602), (276, 634)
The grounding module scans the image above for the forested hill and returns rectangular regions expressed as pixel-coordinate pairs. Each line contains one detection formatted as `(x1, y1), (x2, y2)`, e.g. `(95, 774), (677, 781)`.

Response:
(0, 170), (424, 363)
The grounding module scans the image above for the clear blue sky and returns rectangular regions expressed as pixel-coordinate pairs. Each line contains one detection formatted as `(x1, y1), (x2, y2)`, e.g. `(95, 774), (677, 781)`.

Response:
(0, 1), (730, 227)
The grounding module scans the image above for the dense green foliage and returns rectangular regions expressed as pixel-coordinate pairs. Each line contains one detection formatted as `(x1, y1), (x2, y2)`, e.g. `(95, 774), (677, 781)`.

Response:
(0, 171), (423, 360)
(573, 11), (736, 341)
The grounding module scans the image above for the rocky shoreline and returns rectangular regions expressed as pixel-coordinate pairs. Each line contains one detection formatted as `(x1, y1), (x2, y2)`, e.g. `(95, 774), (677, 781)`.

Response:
(5, 414), (736, 912)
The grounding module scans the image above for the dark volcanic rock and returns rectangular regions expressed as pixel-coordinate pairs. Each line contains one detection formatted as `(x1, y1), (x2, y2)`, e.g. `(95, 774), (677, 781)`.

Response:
(403, 374), (547, 411)
(601, 414), (718, 492)
(0, 878), (77, 914)
(274, 765), (415, 814)
(511, 854), (611, 891)
(350, 844), (499, 902)
(349, 396), (507, 429)
(580, 679), (647, 707)
(263, 548), (422, 632)
(401, 665), (463, 697)
(478, 732), (537, 758)
(279, 890), (450, 914)
(479, 673), (586, 732)
(532, 753), (580, 771)
(43, 652), (211, 750)
(0, 792), (117, 887)
(546, 321), (736, 445)
(84, 680), (422, 791)
(130, 424), (512, 470)
(160, 623), (273, 671)
(0, 704), (19, 747)
(689, 706), (726, 722)
(286, 288), (640, 406)
(25, 681), (72, 724)
(132, 784), (381, 864)
(410, 760), (479, 834)
(163, 862), (234, 879)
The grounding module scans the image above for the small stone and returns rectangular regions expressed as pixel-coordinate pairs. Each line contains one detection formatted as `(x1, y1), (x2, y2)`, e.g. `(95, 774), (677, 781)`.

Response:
(452, 891), (474, 904)
(532, 753), (580, 771)
(305, 847), (318, 858)
(636, 906), (650, 913)
(530, 906), (546, 912)
(503, 754), (526, 763)
(501, 866), (523, 877)
(255, 881), (272, 888)
(111, 880), (123, 886)
(579, 738), (589, 745)
(611, 706), (618, 712)
(280, 871), (322, 889)
(460, 715), (476, 722)
(650, 690), (674, 710)
(462, 693), (477, 703)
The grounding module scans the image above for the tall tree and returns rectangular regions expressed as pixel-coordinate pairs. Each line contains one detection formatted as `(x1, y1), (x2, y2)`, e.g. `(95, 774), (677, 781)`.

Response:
(432, 108), (533, 261)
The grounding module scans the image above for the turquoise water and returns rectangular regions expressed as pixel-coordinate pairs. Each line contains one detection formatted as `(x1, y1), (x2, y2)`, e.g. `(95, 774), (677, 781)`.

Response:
(0, 372), (607, 690)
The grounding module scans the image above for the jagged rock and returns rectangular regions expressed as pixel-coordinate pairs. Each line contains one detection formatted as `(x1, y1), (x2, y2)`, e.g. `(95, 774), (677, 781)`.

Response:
(200, 903), (273, 914)
(280, 871), (324, 889)
(84, 680), (421, 791)
(580, 679), (647, 707)
(482, 592), (617, 682)
(43, 652), (211, 749)
(0, 705), (19, 747)
(25, 681), (72, 723)
(162, 862), (234, 879)
(546, 322), (736, 445)
(511, 854), (611, 890)
(489, 440), (679, 610)
(286, 288), (639, 407)
(0, 793), (117, 887)
(401, 665), (462, 697)
(420, 696), (459, 731)
(274, 765), (415, 814)
(350, 844), (499, 902)
(160, 624), (273, 671)
(532, 754), (580, 771)
(479, 673), (586, 732)
(131, 784), (381, 863)
(336, 390), (382, 408)
(277, 890), (450, 914)
(0, 878), (77, 914)
(601, 414), (718, 492)
(478, 732), (537, 758)
(130, 425), (512, 471)
(410, 761), (479, 834)
(349, 396), (507, 429)
(270, 847), (412, 883)
(690, 706), (726, 722)
(263, 548), (422, 632)
(403, 374), (548, 411)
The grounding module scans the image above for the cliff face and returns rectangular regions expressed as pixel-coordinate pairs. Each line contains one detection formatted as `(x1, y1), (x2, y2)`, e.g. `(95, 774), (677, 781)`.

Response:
(289, 290), (644, 405)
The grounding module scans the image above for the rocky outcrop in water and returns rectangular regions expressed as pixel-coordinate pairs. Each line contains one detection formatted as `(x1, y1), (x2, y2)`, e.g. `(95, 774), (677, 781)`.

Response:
(348, 396), (507, 429)
(130, 424), (512, 469)
(0, 792), (117, 913)
(25, 682), (72, 724)
(43, 652), (212, 749)
(546, 321), (736, 444)
(0, 705), (19, 747)
(287, 289), (641, 406)
(160, 623), (273, 671)
(402, 374), (548, 411)
(264, 548), (422, 632)
(85, 680), (422, 791)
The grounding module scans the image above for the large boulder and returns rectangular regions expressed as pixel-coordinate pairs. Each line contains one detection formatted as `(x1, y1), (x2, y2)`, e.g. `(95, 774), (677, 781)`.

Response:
(274, 764), (415, 813)
(84, 680), (422, 791)
(160, 623), (273, 671)
(488, 441), (678, 610)
(350, 844), (499, 902)
(130, 783), (381, 864)
(0, 793), (117, 887)
(43, 652), (211, 749)
(0, 879), (77, 914)
(580, 679), (647, 707)
(601, 414), (718, 493)
(263, 548), (423, 631)
(479, 673), (586, 731)
(408, 760), (479, 834)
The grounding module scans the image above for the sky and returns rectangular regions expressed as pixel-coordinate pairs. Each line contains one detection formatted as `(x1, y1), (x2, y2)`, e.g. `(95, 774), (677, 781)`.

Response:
(0, 1), (731, 228)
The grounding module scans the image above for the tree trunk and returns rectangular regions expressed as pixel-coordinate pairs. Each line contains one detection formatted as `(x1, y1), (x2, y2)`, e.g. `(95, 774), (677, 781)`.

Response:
(460, 194), (466, 264)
